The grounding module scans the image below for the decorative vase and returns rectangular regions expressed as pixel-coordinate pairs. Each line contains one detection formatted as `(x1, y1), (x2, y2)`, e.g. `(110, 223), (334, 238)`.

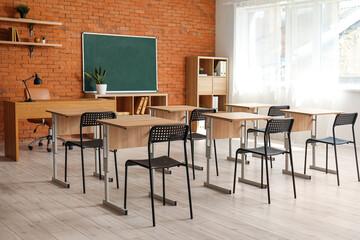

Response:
(96, 84), (107, 95)
(20, 12), (26, 18)
(34, 36), (40, 43)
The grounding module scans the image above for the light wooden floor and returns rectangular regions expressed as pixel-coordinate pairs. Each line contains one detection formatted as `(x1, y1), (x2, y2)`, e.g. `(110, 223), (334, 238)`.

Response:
(1, 137), (360, 240)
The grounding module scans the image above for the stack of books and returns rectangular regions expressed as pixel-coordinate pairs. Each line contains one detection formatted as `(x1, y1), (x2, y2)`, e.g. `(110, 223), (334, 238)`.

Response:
(135, 96), (149, 115)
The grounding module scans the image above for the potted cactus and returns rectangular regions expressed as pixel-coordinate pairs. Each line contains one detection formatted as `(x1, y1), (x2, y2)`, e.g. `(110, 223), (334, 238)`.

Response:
(84, 66), (108, 95)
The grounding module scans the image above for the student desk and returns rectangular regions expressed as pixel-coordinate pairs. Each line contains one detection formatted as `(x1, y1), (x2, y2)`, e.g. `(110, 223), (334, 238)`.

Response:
(201, 112), (273, 193)
(98, 115), (181, 215)
(225, 103), (273, 159)
(3, 99), (116, 162)
(46, 107), (117, 188)
(281, 108), (343, 179)
(147, 105), (199, 124)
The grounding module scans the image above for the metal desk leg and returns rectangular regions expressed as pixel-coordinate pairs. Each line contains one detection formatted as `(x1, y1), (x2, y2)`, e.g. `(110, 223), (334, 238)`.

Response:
(309, 115), (336, 174)
(51, 114), (70, 188)
(204, 118), (231, 194)
(102, 125), (127, 215)
(93, 125), (100, 177)
(282, 113), (311, 179)
(254, 107), (259, 148)
(227, 106), (233, 161)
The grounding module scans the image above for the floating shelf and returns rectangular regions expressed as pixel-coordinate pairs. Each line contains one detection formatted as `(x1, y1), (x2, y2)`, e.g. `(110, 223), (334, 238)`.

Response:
(0, 40), (62, 58)
(0, 17), (62, 37)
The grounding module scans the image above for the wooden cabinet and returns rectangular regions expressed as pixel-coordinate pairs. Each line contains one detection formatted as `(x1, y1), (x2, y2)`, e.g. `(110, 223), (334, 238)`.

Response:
(186, 56), (228, 111)
(85, 93), (168, 115)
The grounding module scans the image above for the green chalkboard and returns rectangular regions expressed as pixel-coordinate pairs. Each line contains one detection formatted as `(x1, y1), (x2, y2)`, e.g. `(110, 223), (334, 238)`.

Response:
(82, 33), (157, 92)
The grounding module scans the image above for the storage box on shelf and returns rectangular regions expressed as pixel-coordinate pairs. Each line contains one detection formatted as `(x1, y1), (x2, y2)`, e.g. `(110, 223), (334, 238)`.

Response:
(85, 93), (168, 115)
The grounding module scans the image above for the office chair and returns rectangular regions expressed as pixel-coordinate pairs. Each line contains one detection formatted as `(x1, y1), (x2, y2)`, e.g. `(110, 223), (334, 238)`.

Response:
(25, 88), (65, 152)
(234, 118), (296, 204)
(64, 111), (119, 193)
(247, 105), (290, 168)
(304, 113), (360, 186)
(124, 124), (193, 227)
(188, 108), (218, 179)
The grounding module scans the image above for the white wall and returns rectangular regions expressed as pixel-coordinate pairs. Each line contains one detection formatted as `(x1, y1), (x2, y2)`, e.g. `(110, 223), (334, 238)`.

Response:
(215, 0), (360, 146)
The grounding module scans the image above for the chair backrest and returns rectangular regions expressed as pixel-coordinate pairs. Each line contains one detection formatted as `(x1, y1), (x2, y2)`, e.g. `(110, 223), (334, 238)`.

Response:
(333, 113), (357, 127)
(267, 105), (290, 117)
(80, 111), (116, 128)
(25, 88), (51, 100)
(265, 118), (294, 135)
(148, 124), (188, 144)
(189, 108), (216, 123)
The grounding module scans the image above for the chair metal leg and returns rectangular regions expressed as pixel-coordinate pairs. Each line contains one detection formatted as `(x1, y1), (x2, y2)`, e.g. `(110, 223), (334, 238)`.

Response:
(333, 144), (340, 186)
(162, 169), (165, 206)
(304, 140), (309, 175)
(233, 151), (238, 193)
(184, 142), (193, 219)
(98, 147), (102, 180)
(149, 168), (156, 227)
(325, 144), (329, 174)
(65, 145), (68, 182)
(354, 143), (360, 182)
(289, 152), (297, 199)
(261, 156), (264, 188)
(213, 140), (219, 176)
(114, 150), (119, 189)
(264, 154), (270, 204)
(190, 139), (195, 180)
(81, 147), (86, 193)
(124, 163), (128, 209)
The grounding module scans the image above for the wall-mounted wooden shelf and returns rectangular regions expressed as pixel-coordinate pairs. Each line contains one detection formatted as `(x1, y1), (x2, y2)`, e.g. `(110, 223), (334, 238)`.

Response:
(0, 40), (62, 58)
(0, 17), (62, 58)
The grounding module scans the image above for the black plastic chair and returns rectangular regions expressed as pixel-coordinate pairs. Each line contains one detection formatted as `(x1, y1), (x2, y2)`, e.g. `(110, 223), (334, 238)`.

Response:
(124, 124), (193, 227)
(234, 118), (296, 204)
(304, 112), (360, 186)
(64, 111), (118, 193)
(247, 105), (290, 167)
(188, 108), (218, 179)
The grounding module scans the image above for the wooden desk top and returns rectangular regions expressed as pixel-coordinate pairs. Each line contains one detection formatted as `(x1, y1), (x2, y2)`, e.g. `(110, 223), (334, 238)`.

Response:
(98, 115), (181, 129)
(202, 112), (273, 122)
(46, 108), (115, 117)
(8, 98), (112, 104)
(281, 108), (343, 116)
(147, 105), (199, 112)
(225, 103), (273, 109)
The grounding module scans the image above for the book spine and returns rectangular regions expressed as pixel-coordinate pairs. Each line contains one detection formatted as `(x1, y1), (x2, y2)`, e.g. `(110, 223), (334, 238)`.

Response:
(140, 97), (149, 114)
(136, 97), (145, 114)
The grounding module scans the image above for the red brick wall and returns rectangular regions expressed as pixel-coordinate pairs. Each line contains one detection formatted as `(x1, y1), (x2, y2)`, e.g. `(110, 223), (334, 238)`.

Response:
(0, 0), (215, 141)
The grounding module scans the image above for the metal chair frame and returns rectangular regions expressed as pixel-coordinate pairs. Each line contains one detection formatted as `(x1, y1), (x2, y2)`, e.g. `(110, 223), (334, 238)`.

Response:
(124, 124), (193, 227)
(234, 118), (296, 204)
(304, 112), (360, 186)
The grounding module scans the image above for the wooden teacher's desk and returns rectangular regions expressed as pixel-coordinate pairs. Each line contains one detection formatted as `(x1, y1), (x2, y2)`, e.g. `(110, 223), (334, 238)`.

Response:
(98, 115), (181, 215)
(4, 99), (116, 162)
(147, 105), (200, 124)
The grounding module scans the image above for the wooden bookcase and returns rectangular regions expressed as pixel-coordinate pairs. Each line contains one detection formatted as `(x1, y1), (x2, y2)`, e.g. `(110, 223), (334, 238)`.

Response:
(186, 56), (228, 111)
(85, 93), (168, 115)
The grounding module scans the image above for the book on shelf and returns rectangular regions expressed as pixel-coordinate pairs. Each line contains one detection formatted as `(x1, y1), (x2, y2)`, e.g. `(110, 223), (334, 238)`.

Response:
(140, 96), (149, 115)
(10, 27), (20, 42)
(199, 74), (208, 76)
(135, 97), (145, 115)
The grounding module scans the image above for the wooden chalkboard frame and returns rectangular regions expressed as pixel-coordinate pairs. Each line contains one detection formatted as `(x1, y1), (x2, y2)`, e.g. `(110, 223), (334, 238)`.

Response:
(82, 32), (158, 93)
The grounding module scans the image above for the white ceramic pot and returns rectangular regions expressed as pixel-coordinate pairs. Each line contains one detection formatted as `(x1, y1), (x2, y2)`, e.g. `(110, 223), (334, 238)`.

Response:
(96, 84), (107, 95)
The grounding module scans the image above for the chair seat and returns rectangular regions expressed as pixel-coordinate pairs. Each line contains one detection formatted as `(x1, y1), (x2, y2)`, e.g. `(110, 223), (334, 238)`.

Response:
(65, 139), (103, 148)
(237, 146), (287, 156)
(247, 127), (265, 133)
(308, 136), (351, 145)
(27, 118), (52, 127)
(126, 156), (184, 169)
(188, 132), (206, 140)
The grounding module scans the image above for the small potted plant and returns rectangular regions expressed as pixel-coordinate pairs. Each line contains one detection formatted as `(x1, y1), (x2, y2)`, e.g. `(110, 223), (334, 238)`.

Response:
(84, 66), (108, 95)
(15, 4), (30, 18)
(199, 67), (204, 74)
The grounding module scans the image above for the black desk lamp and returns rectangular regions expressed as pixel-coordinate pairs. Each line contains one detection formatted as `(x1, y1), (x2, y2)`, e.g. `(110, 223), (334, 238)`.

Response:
(23, 72), (43, 102)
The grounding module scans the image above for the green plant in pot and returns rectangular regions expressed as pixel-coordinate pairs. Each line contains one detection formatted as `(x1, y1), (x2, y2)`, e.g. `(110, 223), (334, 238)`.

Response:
(16, 4), (30, 18)
(84, 66), (108, 95)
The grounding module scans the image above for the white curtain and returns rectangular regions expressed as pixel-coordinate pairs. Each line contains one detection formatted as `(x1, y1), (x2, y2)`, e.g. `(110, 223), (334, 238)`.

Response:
(232, 0), (339, 109)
